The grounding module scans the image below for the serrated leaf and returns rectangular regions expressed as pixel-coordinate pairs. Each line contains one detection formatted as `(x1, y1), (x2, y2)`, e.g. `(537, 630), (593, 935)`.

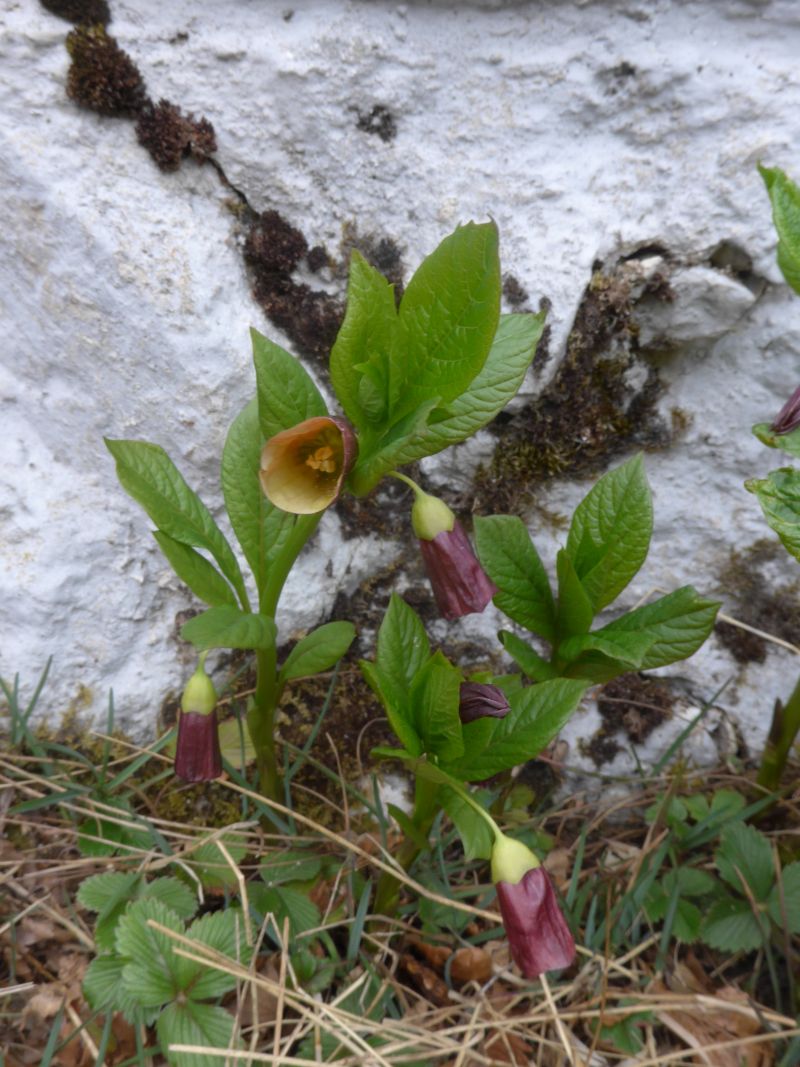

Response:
(249, 884), (321, 937)
(555, 549), (594, 638)
(330, 251), (398, 431)
(598, 586), (719, 669)
(752, 421), (800, 459)
(142, 878), (198, 922)
(180, 606), (277, 651)
(499, 630), (557, 682)
(116, 898), (184, 1008)
(474, 514), (555, 639)
(767, 862), (800, 932)
(83, 955), (159, 1026)
(439, 786), (494, 860)
(376, 594), (431, 691)
(251, 328), (327, 439)
(279, 621), (356, 684)
(260, 849), (324, 887)
(760, 164), (800, 295)
(153, 531), (237, 608)
(186, 836), (248, 893)
(105, 438), (246, 604)
(157, 1000), (235, 1067)
(701, 896), (766, 952)
(450, 678), (587, 780)
(78, 871), (140, 914)
(565, 455), (653, 611)
(178, 910), (251, 1001)
(716, 822), (774, 901)
(558, 629), (654, 669)
(747, 467), (800, 563)
(389, 221), (500, 421)
(410, 651), (464, 762)
(221, 397), (296, 597)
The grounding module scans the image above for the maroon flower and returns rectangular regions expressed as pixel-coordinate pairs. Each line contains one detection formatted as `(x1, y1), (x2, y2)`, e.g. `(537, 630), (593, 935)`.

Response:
(174, 654), (222, 783)
(771, 384), (800, 435)
(175, 708), (222, 783)
(491, 832), (575, 979)
(418, 522), (498, 620)
(495, 867), (576, 978)
(459, 681), (510, 724)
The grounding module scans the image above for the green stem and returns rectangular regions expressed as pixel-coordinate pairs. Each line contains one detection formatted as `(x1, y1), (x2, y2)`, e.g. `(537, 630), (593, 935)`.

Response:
(388, 470), (423, 496)
(757, 673), (800, 791)
(373, 775), (439, 917)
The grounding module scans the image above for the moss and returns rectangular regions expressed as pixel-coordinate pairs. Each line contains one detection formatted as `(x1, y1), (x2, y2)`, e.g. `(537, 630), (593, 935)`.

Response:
(41, 0), (110, 25)
(502, 273), (529, 308)
(472, 261), (671, 516)
(135, 98), (216, 171)
(356, 104), (397, 143)
(65, 24), (147, 116)
(717, 540), (800, 661)
(597, 673), (673, 743)
(339, 223), (405, 295)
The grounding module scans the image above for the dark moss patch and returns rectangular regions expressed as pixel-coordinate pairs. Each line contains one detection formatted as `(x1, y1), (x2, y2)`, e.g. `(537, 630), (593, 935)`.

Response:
(306, 245), (329, 273)
(135, 98), (216, 171)
(580, 732), (621, 767)
(65, 24), (147, 116)
(715, 619), (767, 665)
(718, 540), (800, 657)
(246, 210), (308, 274)
(597, 673), (673, 743)
(41, 0), (110, 25)
(339, 224), (405, 295)
(472, 261), (671, 516)
(502, 273), (529, 308)
(356, 104), (397, 143)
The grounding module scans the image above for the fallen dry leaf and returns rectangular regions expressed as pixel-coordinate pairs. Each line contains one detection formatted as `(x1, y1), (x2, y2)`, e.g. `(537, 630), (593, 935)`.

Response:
(654, 982), (773, 1067)
(450, 945), (493, 985)
(484, 1029), (531, 1065)
(399, 955), (451, 1007)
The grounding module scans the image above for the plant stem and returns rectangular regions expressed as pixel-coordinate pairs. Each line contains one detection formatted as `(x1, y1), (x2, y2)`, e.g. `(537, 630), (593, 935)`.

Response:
(757, 673), (800, 791)
(373, 775), (439, 917)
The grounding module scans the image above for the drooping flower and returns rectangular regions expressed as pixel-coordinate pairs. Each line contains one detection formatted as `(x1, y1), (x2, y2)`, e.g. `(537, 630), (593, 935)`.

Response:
(175, 654), (222, 783)
(491, 832), (575, 978)
(459, 681), (510, 724)
(260, 416), (358, 514)
(411, 489), (497, 620)
(771, 384), (800, 435)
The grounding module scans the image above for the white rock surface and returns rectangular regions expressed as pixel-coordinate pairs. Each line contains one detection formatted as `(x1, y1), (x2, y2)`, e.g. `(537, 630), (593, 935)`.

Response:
(2, 0), (800, 771)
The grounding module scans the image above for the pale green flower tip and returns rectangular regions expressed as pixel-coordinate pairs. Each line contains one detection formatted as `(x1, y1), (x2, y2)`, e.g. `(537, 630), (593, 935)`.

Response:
(411, 491), (456, 541)
(181, 657), (217, 717)
(490, 832), (541, 885)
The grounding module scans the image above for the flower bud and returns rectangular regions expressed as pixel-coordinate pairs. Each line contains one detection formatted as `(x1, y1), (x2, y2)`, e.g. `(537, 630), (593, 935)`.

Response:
(418, 521), (497, 620)
(260, 416), (358, 514)
(411, 489), (456, 540)
(175, 656), (222, 783)
(491, 832), (575, 978)
(459, 681), (511, 724)
(771, 384), (800, 435)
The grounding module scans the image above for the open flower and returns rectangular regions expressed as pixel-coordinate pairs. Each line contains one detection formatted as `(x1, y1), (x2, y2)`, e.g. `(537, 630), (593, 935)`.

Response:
(411, 489), (497, 620)
(771, 384), (800, 435)
(491, 832), (575, 978)
(175, 654), (222, 783)
(260, 416), (357, 514)
(459, 681), (510, 723)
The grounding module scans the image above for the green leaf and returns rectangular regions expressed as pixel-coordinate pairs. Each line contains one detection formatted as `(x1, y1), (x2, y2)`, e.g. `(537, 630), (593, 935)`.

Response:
(116, 898), (183, 1008)
(716, 823), (774, 901)
(157, 1000), (235, 1067)
(142, 878), (198, 922)
(555, 549), (594, 638)
(599, 587), (720, 669)
(410, 651), (464, 762)
(260, 849), (324, 887)
(330, 251), (398, 430)
(565, 454), (653, 611)
(152, 531), (237, 608)
(759, 164), (800, 295)
(376, 594), (431, 693)
(221, 397), (296, 597)
(187, 835), (248, 892)
(362, 311), (545, 470)
(558, 629), (654, 669)
(439, 786), (494, 860)
(346, 396), (440, 496)
(180, 606), (277, 651)
(249, 884), (321, 937)
(360, 660), (422, 756)
(78, 871), (140, 914)
(105, 438), (246, 604)
(279, 621), (356, 684)
(474, 515), (556, 639)
(747, 467), (800, 563)
(84, 955), (160, 1026)
(389, 221), (501, 421)
(178, 910), (251, 1001)
(767, 862), (800, 932)
(701, 896), (766, 952)
(251, 327), (327, 439)
(499, 631), (557, 682)
(451, 678), (587, 780)
(752, 421), (800, 459)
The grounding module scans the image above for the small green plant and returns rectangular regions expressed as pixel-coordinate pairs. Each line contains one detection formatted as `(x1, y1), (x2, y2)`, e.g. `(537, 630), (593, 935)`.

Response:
(474, 453), (720, 685)
(79, 872), (251, 1067)
(747, 163), (800, 790)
